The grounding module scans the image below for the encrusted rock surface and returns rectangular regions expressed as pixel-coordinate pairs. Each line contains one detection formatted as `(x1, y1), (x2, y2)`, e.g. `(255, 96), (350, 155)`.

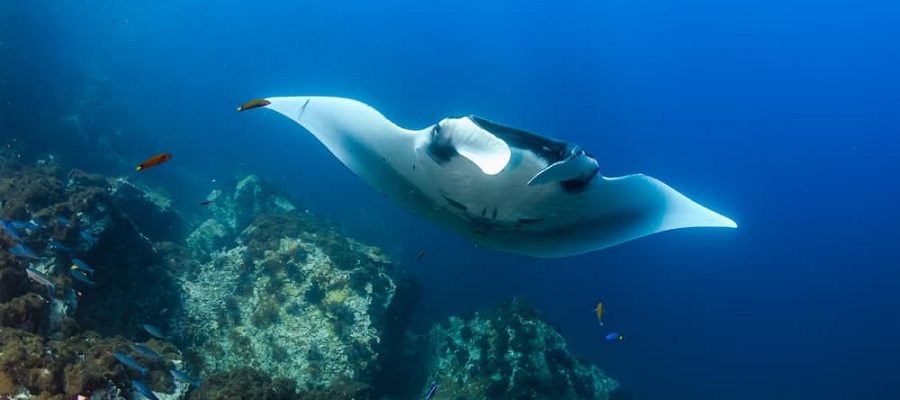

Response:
(178, 178), (400, 390)
(0, 154), (192, 399)
(418, 298), (620, 400)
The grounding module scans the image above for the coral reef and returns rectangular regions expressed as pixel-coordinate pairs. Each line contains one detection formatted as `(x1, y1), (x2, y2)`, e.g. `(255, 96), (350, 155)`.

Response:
(178, 177), (402, 390)
(417, 298), (620, 400)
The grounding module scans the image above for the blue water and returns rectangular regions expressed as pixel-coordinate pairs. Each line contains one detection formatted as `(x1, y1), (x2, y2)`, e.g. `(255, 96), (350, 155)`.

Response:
(3, 1), (899, 399)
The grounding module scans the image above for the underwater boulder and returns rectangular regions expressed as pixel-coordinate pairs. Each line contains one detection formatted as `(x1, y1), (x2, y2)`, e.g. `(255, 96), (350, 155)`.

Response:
(418, 299), (620, 400)
(200, 174), (300, 236)
(177, 209), (402, 391)
(185, 218), (232, 263)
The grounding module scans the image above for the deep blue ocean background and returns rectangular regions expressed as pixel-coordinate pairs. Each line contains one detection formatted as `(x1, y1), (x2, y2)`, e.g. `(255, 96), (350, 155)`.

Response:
(2, 1), (899, 399)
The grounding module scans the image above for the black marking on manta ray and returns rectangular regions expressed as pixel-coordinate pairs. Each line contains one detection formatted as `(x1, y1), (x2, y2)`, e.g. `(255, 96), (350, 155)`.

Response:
(426, 125), (458, 165)
(492, 208), (498, 219)
(442, 195), (468, 211)
(297, 98), (311, 119)
(481, 207), (487, 217)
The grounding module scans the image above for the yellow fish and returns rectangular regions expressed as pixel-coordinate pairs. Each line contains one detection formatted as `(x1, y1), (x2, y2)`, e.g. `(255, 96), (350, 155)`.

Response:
(594, 301), (604, 326)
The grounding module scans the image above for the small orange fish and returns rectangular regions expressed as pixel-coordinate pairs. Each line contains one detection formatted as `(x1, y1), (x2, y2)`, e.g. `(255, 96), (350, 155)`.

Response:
(237, 99), (271, 112)
(136, 153), (172, 171)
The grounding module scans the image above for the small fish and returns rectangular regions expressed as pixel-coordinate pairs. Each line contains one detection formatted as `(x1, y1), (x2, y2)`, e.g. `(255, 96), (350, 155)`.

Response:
(132, 380), (160, 400)
(9, 220), (29, 230)
(425, 384), (438, 400)
(136, 153), (172, 171)
(56, 216), (72, 227)
(236, 98), (271, 112)
(417, 250), (426, 262)
(112, 352), (149, 376)
(142, 323), (167, 339)
(594, 301), (604, 327)
(1, 220), (22, 242)
(71, 258), (95, 276)
(48, 239), (72, 253)
(605, 332), (624, 341)
(26, 267), (56, 294)
(169, 369), (202, 388)
(69, 268), (97, 286)
(133, 344), (163, 360)
(10, 243), (41, 260)
(199, 200), (213, 206)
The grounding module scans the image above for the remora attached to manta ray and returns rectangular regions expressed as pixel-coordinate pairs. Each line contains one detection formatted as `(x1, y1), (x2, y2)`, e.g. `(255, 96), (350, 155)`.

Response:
(241, 96), (736, 258)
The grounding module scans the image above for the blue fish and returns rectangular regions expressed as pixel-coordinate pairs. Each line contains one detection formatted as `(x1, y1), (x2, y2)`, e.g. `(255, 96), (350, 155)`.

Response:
(48, 239), (72, 253)
(56, 216), (72, 227)
(142, 323), (166, 339)
(71, 258), (95, 275)
(9, 243), (41, 260)
(605, 333), (624, 341)
(112, 352), (148, 377)
(10, 220), (29, 230)
(169, 369), (202, 388)
(69, 268), (97, 286)
(133, 343), (163, 360)
(425, 384), (438, 400)
(1, 220), (22, 242)
(132, 380), (160, 400)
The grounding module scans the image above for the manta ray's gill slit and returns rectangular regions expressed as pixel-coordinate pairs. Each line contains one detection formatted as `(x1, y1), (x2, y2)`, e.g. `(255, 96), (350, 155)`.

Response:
(442, 195), (468, 212)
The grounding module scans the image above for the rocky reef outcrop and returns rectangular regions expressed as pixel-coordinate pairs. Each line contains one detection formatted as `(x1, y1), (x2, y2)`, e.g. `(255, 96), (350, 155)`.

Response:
(0, 153), (192, 399)
(416, 298), (620, 400)
(178, 175), (402, 392)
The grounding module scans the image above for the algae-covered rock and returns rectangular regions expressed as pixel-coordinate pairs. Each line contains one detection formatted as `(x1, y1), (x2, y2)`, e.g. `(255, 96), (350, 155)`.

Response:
(0, 154), (186, 340)
(178, 210), (399, 391)
(418, 299), (619, 400)
(0, 327), (190, 399)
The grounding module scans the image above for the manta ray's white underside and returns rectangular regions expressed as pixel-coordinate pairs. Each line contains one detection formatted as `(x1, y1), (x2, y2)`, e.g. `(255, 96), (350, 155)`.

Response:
(246, 96), (737, 258)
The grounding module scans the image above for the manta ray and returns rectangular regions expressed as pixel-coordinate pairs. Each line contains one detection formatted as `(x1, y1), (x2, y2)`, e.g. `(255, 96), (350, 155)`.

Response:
(238, 96), (736, 258)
